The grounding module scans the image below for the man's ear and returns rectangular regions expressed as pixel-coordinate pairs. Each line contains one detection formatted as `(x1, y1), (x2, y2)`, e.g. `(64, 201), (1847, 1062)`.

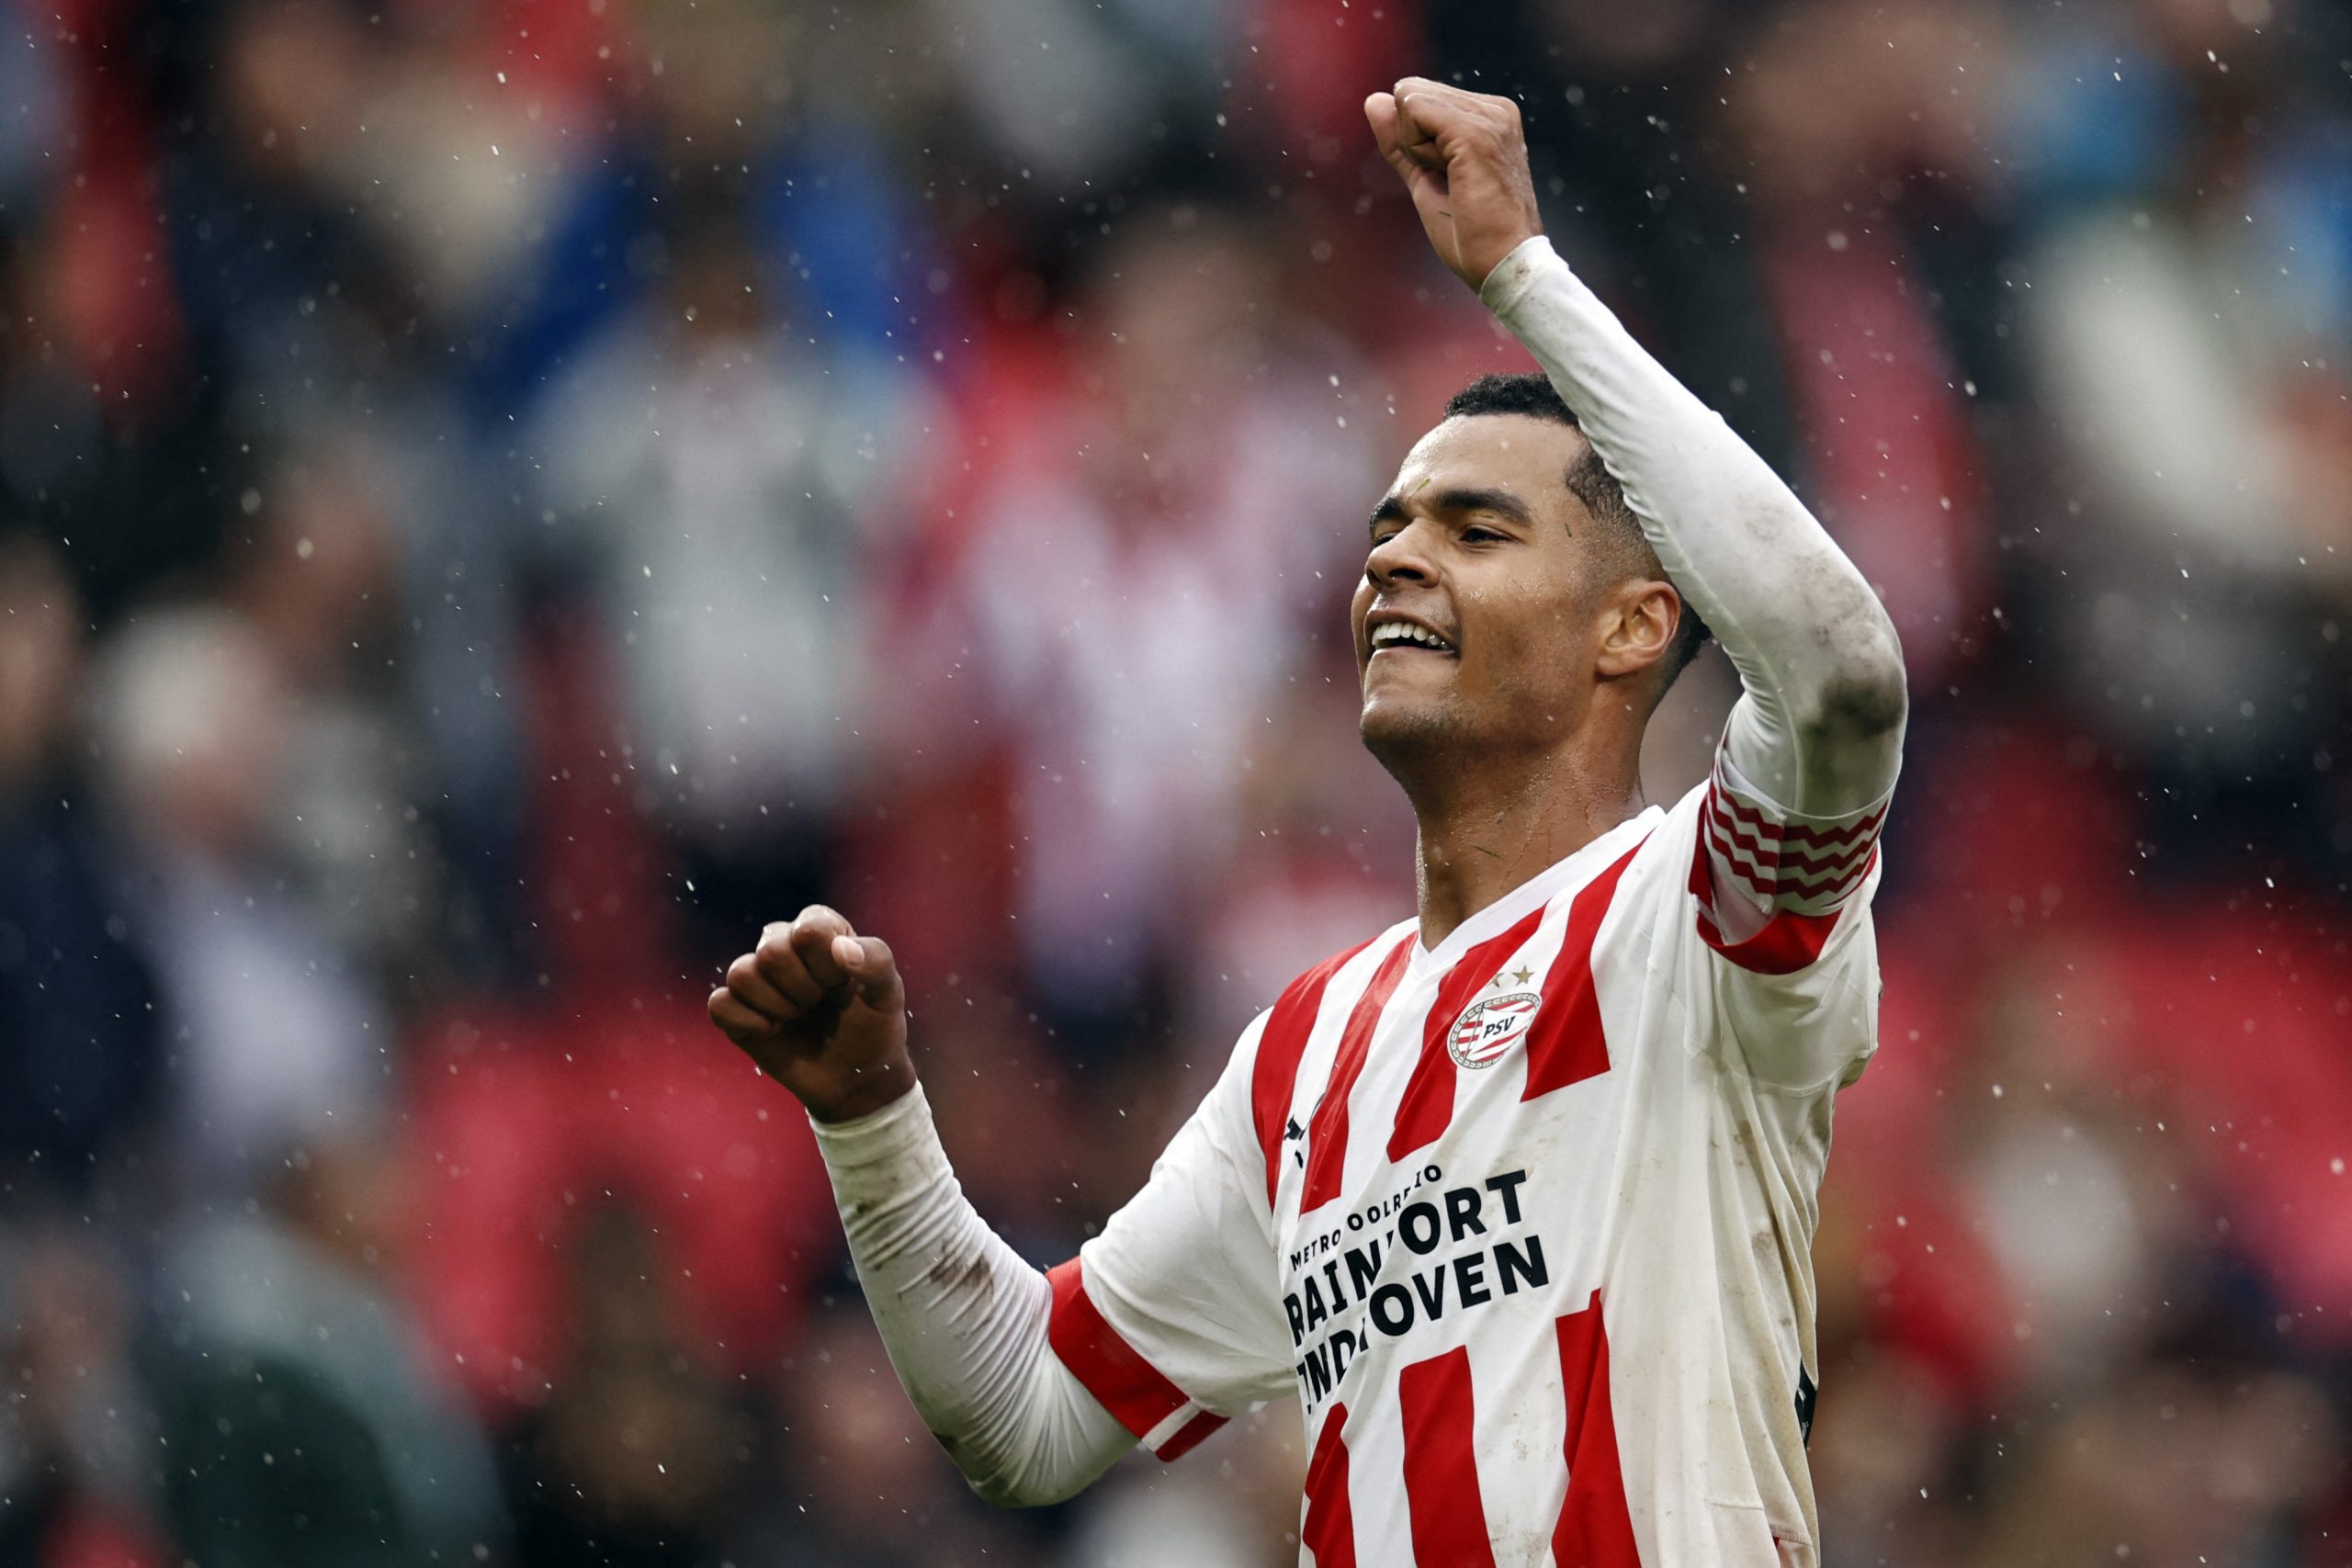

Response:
(1592, 579), (1680, 680)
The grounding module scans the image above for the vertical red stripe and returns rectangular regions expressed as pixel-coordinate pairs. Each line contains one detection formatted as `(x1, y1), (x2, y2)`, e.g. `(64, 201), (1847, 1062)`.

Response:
(1399, 1346), (1498, 1568)
(1301, 1404), (1357, 1568)
(1554, 1292), (1641, 1566)
(1385, 908), (1547, 1162)
(1521, 842), (1644, 1102)
(1251, 937), (1378, 1208)
(1299, 935), (1414, 1213)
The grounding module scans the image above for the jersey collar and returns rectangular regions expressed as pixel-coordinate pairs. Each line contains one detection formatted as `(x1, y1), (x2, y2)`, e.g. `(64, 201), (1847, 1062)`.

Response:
(1408, 806), (1663, 976)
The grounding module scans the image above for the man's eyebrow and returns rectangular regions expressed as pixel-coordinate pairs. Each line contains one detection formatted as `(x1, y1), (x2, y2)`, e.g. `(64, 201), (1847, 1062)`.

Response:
(1368, 486), (1535, 536)
(1430, 487), (1536, 525)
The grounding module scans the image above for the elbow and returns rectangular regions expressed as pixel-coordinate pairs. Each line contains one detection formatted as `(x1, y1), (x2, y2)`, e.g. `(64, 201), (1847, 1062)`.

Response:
(1822, 662), (1908, 744)
(946, 1433), (1100, 1509)
(966, 1467), (1090, 1510)
(933, 1430), (1040, 1509)
(1805, 619), (1908, 744)
(965, 1472), (1036, 1509)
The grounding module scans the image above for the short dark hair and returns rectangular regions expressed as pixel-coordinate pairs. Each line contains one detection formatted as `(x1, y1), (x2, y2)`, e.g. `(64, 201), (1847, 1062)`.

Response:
(1442, 372), (1710, 689)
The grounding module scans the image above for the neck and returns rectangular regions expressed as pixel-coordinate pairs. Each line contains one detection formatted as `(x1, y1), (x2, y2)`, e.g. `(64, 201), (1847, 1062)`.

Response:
(1403, 742), (1645, 950)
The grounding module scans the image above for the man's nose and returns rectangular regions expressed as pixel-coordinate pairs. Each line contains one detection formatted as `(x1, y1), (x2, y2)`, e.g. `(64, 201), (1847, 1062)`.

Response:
(1366, 521), (1436, 587)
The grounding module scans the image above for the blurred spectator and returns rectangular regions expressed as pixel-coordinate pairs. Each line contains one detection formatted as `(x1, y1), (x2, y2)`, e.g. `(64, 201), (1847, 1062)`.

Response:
(222, 449), (441, 972)
(923, 0), (1230, 199)
(501, 1205), (740, 1568)
(479, 0), (932, 419)
(1052, 1407), (1306, 1568)
(1967, 1345), (2341, 1568)
(0, 536), (164, 1203)
(724, 1304), (1050, 1568)
(526, 197), (927, 937)
(0, 238), (226, 618)
(911, 202), (1376, 1040)
(1185, 671), (1419, 1040)
(88, 604), (390, 1190)
(2013, 0), (2352, 872)
(0, 1230), (166, 1567)
(401, 999), (838, 1417)
(152, 1132), (506, 1567)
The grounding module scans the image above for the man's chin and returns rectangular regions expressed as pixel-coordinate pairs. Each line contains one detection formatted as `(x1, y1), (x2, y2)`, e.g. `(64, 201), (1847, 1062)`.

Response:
(1358, 694), (1462, 775)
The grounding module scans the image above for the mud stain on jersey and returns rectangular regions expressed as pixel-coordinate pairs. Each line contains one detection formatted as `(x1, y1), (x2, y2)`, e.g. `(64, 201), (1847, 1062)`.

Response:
(926, 1247), (992, 1296)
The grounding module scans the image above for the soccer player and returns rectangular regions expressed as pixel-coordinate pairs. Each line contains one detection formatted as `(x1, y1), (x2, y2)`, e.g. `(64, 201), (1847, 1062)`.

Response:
(707, 78), (1906, 1568)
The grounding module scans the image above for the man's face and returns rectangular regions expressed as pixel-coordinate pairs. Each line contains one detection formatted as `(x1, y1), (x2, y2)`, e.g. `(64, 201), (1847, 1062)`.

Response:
(1351, 413), (1611, 772)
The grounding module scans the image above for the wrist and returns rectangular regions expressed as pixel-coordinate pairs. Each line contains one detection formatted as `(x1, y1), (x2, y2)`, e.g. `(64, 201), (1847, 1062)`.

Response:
(1476, 232), (1559, 312)
(807, 1079), (943, 1187)
(802, 1055), (920, 1124)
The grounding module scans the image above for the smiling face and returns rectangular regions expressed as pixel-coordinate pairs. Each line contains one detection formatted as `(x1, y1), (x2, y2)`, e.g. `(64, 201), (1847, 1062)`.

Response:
(1351, 412), (1677, 784)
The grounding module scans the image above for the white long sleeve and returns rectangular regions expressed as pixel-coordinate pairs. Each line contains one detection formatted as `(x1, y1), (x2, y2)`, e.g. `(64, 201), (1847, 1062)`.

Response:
(808, 1085), (1132, 1506)
(1480, 236), (1907, 821)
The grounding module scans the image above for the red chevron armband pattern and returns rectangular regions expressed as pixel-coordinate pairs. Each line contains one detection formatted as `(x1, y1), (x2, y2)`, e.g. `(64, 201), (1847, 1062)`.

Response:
(1698, 770), (1885, 919)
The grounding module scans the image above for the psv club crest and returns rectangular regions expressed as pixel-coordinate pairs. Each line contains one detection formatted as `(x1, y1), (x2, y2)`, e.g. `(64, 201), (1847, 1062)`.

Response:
(1448, 990), (1541, 1070)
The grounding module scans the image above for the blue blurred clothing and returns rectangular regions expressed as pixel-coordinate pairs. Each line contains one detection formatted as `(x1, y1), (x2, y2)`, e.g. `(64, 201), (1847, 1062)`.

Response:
(466, 127), (938, 425)
(0, 791), (163, 1199)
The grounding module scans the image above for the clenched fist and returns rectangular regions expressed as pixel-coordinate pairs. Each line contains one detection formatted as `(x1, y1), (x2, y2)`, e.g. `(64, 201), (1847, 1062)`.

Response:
(708, 906), (916, 1123)
(1365, 77), (1545, 292)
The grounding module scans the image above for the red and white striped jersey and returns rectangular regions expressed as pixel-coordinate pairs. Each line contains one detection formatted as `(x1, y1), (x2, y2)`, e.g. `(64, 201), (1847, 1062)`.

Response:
(1043, 753), (1887, 1568)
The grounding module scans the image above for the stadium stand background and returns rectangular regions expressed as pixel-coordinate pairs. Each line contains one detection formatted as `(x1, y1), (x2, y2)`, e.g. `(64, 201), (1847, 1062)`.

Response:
(2, 0), (2348, 1562)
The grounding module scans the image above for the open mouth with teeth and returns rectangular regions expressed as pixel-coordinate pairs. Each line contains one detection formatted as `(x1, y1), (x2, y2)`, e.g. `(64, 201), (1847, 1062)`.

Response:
(1368, 620), (1458, 656)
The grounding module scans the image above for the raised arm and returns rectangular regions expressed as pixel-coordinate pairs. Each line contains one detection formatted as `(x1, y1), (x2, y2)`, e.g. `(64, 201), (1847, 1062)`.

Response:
(708, 908), (1127, 1504)
(708, 908), (1290, 1505)
(1365, 80), (1906, 823)
(1477, 237), (1905, 816)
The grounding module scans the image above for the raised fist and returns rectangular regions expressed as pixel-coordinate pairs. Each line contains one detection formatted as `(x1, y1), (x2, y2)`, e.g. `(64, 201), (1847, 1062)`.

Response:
(708, 905), (915, 1123)
(1364, 77), (1545, 292)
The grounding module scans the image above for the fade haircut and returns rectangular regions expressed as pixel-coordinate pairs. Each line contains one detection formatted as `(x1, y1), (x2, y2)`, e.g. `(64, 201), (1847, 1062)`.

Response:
(1442, 372), (1710, 689)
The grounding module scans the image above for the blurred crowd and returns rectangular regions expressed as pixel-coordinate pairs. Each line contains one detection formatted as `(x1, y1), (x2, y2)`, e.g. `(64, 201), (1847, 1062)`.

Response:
(2, 0), (2349, 1563)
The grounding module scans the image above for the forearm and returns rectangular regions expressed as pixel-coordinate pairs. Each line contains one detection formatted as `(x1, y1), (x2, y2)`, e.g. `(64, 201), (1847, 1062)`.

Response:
(810, 1084), (1133, 1505)
(1480, 236), (1905, 815)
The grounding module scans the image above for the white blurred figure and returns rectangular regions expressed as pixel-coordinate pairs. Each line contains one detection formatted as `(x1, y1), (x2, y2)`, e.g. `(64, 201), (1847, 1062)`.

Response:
(89, 605), (391, 1190)
(1056, 1472), (1272, 1568)
(1949, 966), (2196, 1394)
(924, 0), (1234, 196)
(227, 448), (447, 970)
(529, 209), (924, 888)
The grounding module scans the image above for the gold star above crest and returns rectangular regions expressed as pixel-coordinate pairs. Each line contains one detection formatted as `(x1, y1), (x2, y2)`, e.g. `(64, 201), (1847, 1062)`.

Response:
(1487, 973), (1504, 990)
(1510, 965), (1534, 987)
